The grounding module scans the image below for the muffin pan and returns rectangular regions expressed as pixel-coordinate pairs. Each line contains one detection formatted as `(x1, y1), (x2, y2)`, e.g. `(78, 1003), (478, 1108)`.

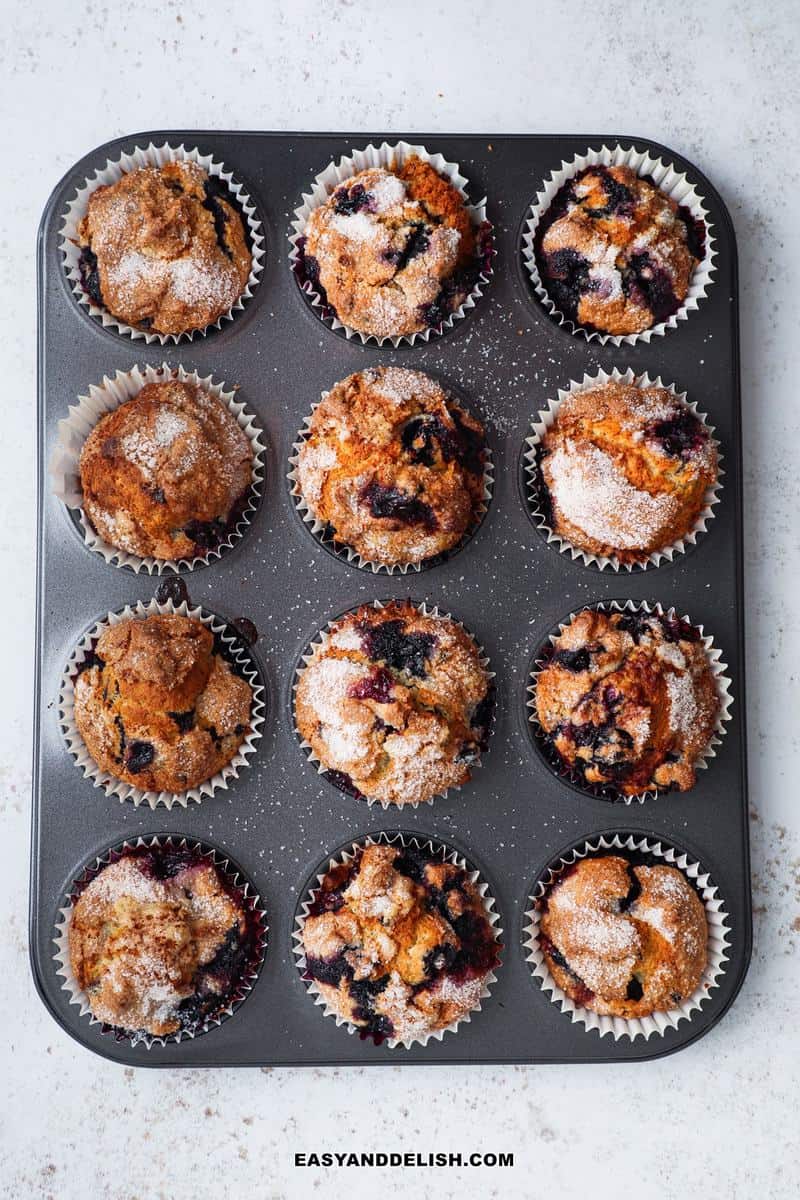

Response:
(32, 132), (750, 1065)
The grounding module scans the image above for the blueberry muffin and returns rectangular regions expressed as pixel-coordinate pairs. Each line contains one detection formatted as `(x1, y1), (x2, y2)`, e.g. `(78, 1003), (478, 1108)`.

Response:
(69, 843), (260, 1037)
(299, 156), (484, 339)
(79, 379), (254, 561)
(295, 367), (487, 566)
(538, 854), (708, 1019)
(533, 607), (720, 796)
(73, 613), (253, 793)
(294, 600), (494, 806)
(533, 380), (718, 564)
(301, 841), (500, 1042)
(77, 161), (251, 336)
(534, 164), (704, 336)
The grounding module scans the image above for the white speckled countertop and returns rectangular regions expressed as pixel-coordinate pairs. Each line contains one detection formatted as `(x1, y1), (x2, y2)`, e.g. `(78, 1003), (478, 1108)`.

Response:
(2, 2), (799, 1196)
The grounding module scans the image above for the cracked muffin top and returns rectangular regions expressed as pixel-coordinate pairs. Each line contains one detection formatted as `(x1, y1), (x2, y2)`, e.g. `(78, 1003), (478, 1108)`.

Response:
(538, 854), (708, 1019)
(77, 161), (251, 336)
(300, 156), (482, 339)
(294, 600), (494, 806)
(301, 841), (500, 1043)
(534, 380), (718, 564)
(295, 366), (487, 567)
(533, 607), (720, 797)
(73, 612), (252, 794)
(79, 379), (254, 562)
(534, 164), (704, 336)
(69, 844), (257, 1037)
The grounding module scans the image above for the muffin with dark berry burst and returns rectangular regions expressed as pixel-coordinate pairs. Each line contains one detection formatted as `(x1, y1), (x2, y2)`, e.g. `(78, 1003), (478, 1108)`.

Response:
(299, 156), (486, 339)
(533, 379), (718, 565)
(68, 842), (262, 1038)
(534, 164), (705, 336)
(79, 378), (254, 561)
(73, 613), (252, 793)
(532, 606), (720, 797)
(294, 366), (487, 567)
(300, 840), (500, 1043)
(294, 600), (494, 806)
(538, 854), (707, 1019)
(77, 161), (251, 336)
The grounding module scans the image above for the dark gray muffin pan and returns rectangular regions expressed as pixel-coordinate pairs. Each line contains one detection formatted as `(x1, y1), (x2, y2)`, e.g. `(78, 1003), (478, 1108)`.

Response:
(31, 132), (750, 1065)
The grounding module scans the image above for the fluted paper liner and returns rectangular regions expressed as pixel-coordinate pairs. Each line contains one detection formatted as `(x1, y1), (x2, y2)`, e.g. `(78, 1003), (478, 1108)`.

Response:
(524, 366), (723, 572)
(60, 142), (265, 344)
(293, 831), (502, 1049)
(293, 599), (495, 808)
(289, 140), (494, 347)
(49, 362), (266, 574)
(527, 599), (733, 804)
(288, 390), (494, 575)
(524, 832), (730, 1040)
(53, 834), (268, 1049)
(522, 143), (716, 346)
(59, 597), (265, 808)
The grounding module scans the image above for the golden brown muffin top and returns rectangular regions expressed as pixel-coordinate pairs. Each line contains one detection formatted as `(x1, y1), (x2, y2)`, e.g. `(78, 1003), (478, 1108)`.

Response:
(536, 164), (703, 336)
(79, 379), (253, 561)
(302, 842), (499, 1042)
(534, 607), (720, 796)
(295, 366), (487, 566)
(73, 613), (252, 793)
(536, 380), (717, 563)
(69, 848), (246, 1037)
(78, 161), (251, 335)
(539, 855), (708, 1019)
(303, 157), (478, 338)
(294, 600), (493, 806)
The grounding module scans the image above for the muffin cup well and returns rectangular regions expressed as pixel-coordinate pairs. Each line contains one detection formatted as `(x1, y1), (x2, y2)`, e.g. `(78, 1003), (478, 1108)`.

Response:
(526, 599), (733, 804)
(523, 832), (730, 1041)
(521, 143), (716, 346)
(53, 834), (268, 1049)
(292, 599), (496, 809)
(59, 597), (266, 809)
(289, 140), (494, 348)
(292, 830), (502, 1049)
(60, 142), (265, 344)
(523, 366), (723, 572)
(287, 392), (494, 575)
(49, 362), (266, 574)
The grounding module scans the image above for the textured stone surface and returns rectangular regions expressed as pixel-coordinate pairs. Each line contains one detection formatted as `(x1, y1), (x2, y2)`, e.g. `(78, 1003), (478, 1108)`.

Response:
(2, 1), (798, 1197)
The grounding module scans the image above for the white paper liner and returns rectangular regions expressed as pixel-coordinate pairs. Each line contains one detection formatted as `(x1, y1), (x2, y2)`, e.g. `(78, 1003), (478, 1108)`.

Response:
(524, 366), (723, 571)
(59, 597), (265, 808)
(288, 390), (494, 575)
(60, 142), (265, 344)
(522, 143), (716, 346)
(53, 834), (268, 1049)
(527, 599), (733, 804)
(289, 140), (494, 347)
(49, 362), (266, 574)
(524, 832), (731, 1040)
(293, 599), (495, 808)
(293, 831), (502, 1049)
